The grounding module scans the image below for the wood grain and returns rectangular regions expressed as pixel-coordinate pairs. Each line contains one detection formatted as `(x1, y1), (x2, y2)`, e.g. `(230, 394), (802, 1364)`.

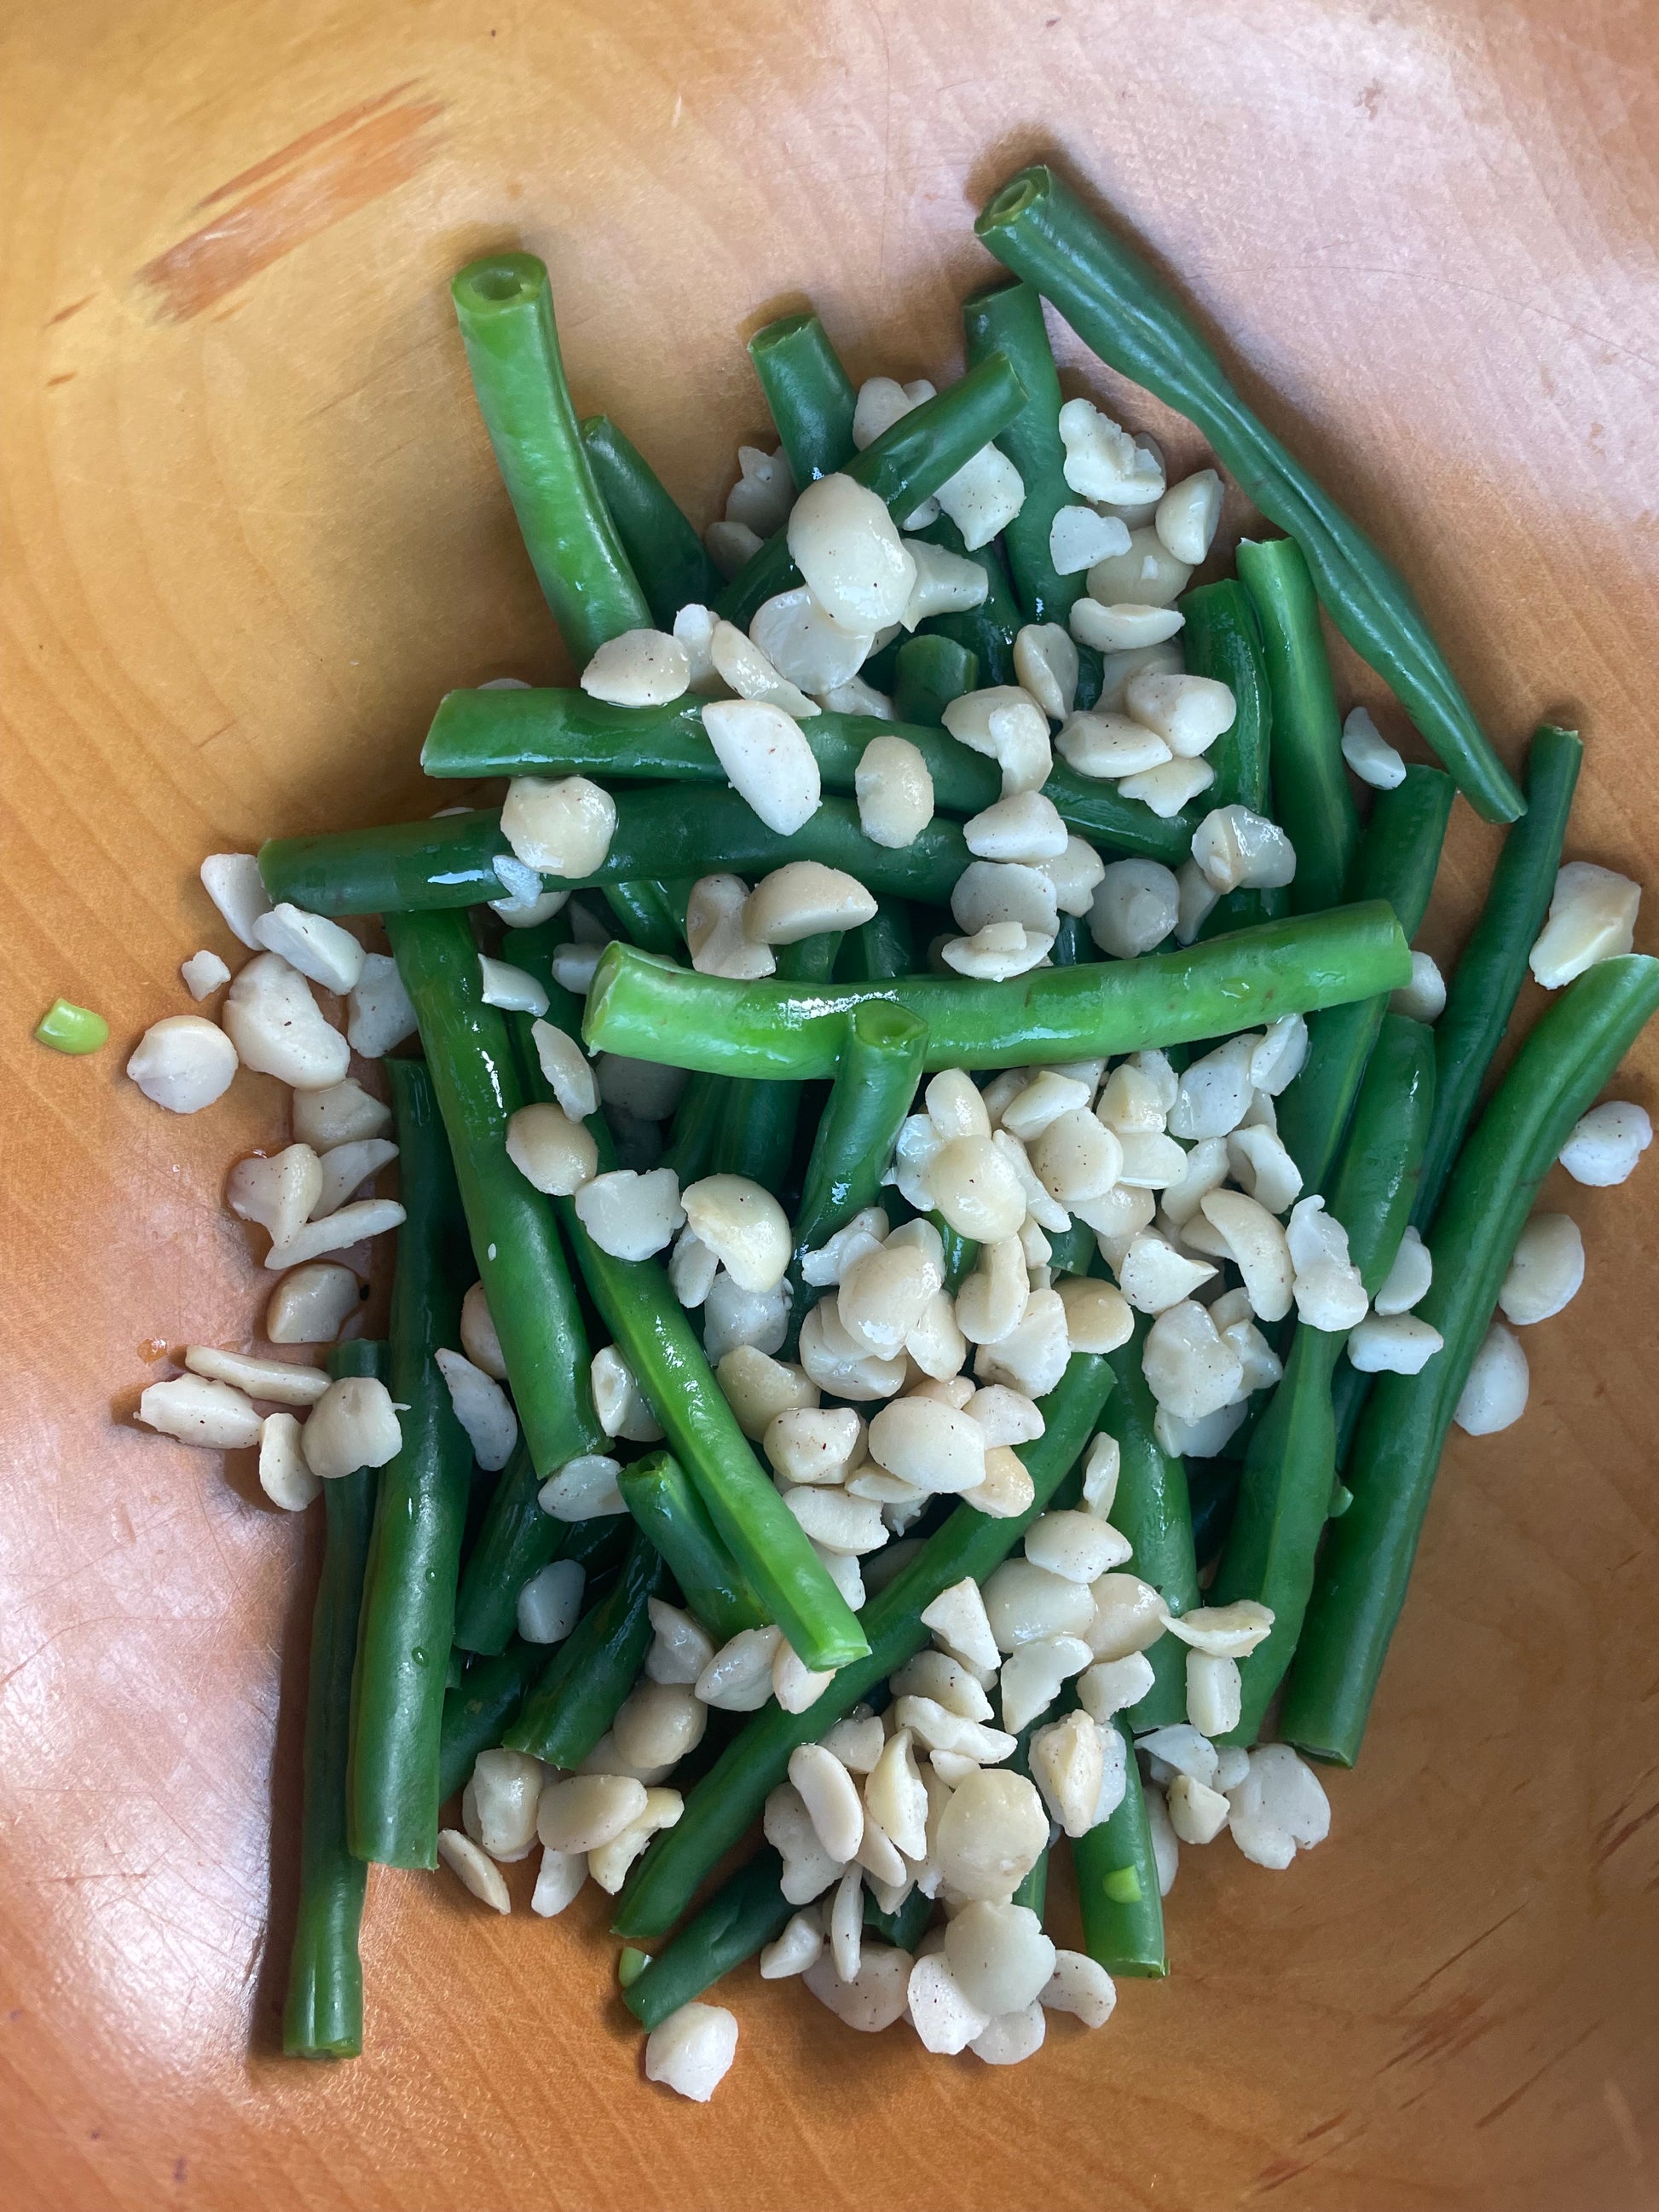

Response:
(2, 3), (1656, 2208)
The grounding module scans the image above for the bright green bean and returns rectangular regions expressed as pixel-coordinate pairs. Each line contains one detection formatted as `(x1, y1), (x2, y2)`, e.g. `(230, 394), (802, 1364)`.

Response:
(1101, 1327), (1199, 1728)
(1072, 1719), (1167, 1977)
(748, 311), (858, 484)
(578, 413), (722, 627)
(506, 1527), (667, 1765)
(893, 635), (979, 727)
(617, 1453), (767, 1643)
(792, 1000), (928, 1256)
(962, 275), (1079, 626)
(623, 1849), (794, 2030)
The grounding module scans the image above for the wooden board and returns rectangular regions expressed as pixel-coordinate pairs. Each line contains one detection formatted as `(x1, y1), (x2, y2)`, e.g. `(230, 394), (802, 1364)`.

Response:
(1, 1), (1656, 2206)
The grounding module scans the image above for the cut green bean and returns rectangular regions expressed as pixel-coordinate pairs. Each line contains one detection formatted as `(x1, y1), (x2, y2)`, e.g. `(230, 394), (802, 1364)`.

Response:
(715, 349), (1028, 630)
(601, 875), (682, 956)
(1180, 578), (1280, 937)
(962, 275), (1080, 627)
(910, 517), (1021, 687)
(1282, 956), (1659, 1765)
(1101, 1327), (1199, 1728)
(930, 1211), (978, 1294)
(1213, 1015), (1435, 1746)
(612, 1347), (1115, 1938)
(506, 1525), (667, 1765)
(437, 1638), (543, 1805)
(1274, 768), (1453, 1193)
(623, 1848), (794, 2030)
(34, 998), (109, 1054)
(452, 1438), (553, 1657)
(448, 1515), (627, 1737)
(792, 1001), (928, 1256)
(578, 413), (722, 627)
(451, 254), (650, 661)
(713, 933), (839, 1196)
(838, 898), (916, 985)
(1040, 759), (1193, 863)
(1072, 1719), (1167, 1977)
(617, 1453), (768, 1643)
(662, 1071), (726, 1185)
(1414, 725), (1582, 1227)
(893, 634), (979, 727)
(974, 165), (1525, 824)
(865, 1885), (935, 1950)
(347, 1062), (474, 1869)
(748, 312), (858, 485)
(282, 1339), (382, 2059)
(583, 903), (1412, 1082)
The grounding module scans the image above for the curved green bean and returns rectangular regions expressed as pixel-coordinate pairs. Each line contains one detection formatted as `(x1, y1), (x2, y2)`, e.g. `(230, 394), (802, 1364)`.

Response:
(893, 635), (979, 728)
(1282, 955), (1659, 1764)
(579, 413), (722, 627)
(748, 311), (858, 484)
(617, 1453), (767, 1642)
(1101, 1327), (1199, 1728)
(962, 275), (1080, 626)
(506, 1527), (668, 1766)
(792, 1000), (928, 1255)
(601, 875), (682, 956)
(624, 1848), (794, 2030)
(1072, 1719), (1167, 1977)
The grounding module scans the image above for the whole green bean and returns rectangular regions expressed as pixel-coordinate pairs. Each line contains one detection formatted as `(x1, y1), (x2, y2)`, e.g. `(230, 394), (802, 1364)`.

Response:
(1237, 537), (1359, 915)
(624, 1848), (794, 2030)
(1072, 1718), (1167, 1977)
(582, 903), (1413, 1081)
(974, 166), (1525, 824)
(1180, 578), (1280, 937)
(347, 1061), (474, 1869)
(617, 1453), (767, 1642)
(385, 910), (600, 1479)
(1282, 956), (1659, 1764)
(437, 1638), (543, 1805)
(1213, 1015), (1435, 1746)
(1038, 761), (1196, 863)
(451, 254), (650, 661)
(1101, 1328), (1199, 1728)
(962, 275), (1080, 626)
(506, 1527), (668, 1766)
(792, 1001), (928, 1255)
(1414, 725), (1582, 1226)
(601, 875), (682, 956)
(1274, 768), (1453, 1193)
(662, 1071), (726, 1184)
(452, 1502), (628, 1684)
(715, 349), (1028, 629)
(281, 1338), (382, 2059)
(261, 790), (972, 918)
(838, 898), (916, 984)
(893, 635), (979, 727)
(910, 517), (1021, 687)
(612, 1348), (1115, 1938)
(748, 311), (858, 484)
(578, 413), (722, 627)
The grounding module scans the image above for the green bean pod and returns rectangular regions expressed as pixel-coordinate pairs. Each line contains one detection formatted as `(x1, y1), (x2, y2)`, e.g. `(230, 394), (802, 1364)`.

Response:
(866, 1886), (937, 1950)
(1072, 1719), (1168, 1977)
(1039, 760), (1194, 863)
(929, 1211), (979, 1293)
(582, 903), (1413, 1082)
(1180, 578), (1278, 936)
(748, 311), (858, 484)
(1281, 956), (1659, 1765)
(1101, 1328), (1199, 1727)
(838, 898), (916, 985)
(974, 166), (1525, 824)
(910, 517), (1021, 686)
(893, 635), (979, 727)
(281, 1339), (383, 2059)
(437, 1639), (544, 1805)
(612, 1348), (1115, 1939)
(792, 1001), (928, 1256)
(451, 254), (650, 661)
(506, 1526), (668, 1765)
(601, 876), (682, 956)
(578, 413), (722, 627)
(617, 1453), (767, 1642)
(662, 1071), (727, 1185)
(623, 1848), (795, 2030)
(962, 275), (1080, 626)
(448, 1510), (628, 1718)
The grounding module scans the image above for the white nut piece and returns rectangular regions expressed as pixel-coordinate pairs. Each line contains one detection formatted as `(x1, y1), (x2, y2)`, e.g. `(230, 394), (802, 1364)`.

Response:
(900, 535), (991, 627)
(1155, 469), (1223, 565)
(1225, 1741), (1331, 1869)
(766, 1778), (849, 1904)
(537, 1772), (649, 1855)
(1124, 668), (1237, 757)
(1012, 621), (1083, 722)
(1029, 1711), (1110, 1836)
(907, 1951), (992, 2054)
(292, 1078), (390, 1149)
(1070, 598), (1185, 653)
(309, 1135), (397, 1222)
(998, 1633), (1092, 1733)
(1118, 1232), (1217, 1316)
(125, 1014), (240, 1113)
(1186, 1650), (1243, 1738)
(517, 1556), (586, 1644)
(1346, 1311), (1445, 1374)
(181, 948), (231, 1000)
(571, 1168), (685, 1261)
(964, 789), (1068, 865)
(1174, 855), (1219, 944)
(536, 1453), (625, 1521)
(864, 1726), (929, 1857)
(853, 733), (934, 849)
(714, 1347), (818, 1438)
(1499, 1213), (1585, 1325)
(1251, 1014), (1309, 1097)
(951, 858), (1061, 938)
(1057, 398), (1165, 505)
(644, 2001), (738, 2104)
(941, 687), (1053, 797)
(945, 1900), (1056, 2017)
(784, 1486), (888, 1556)
(1168, 1770), (1232, 1845)
(251, 904), (365, 996)
(798, 1298), (907, 1401)
(705, 518), (764, 578)
(228, 1144), (324, 1246)
(803, 1941), (912, 2031)
(433, 1347), (517, 1470)
(934, 1767), (1049, 1902)
(760, 1909), (824, 1980)
(1558, 1100), (1652, 1186)
(1529, 861), (1641, 990)
(1191, 806), (1297, 894)
(505, 1102), (598, 1197)
(789, 1742), (865, 1863)
(436, 1828), (511, 1914)
(469, 1747), (543, 1860)
(1049, 504), (1132, 580)
(1055, 709), (1172, 780)
(697, 1625), (785, 1712)
(787, 471), (917, 630)
(701, 698), (824, 835)
(1042, 1949), (1118, 2030)
(997, 1071), (1089, 1143)
(223, 954), (350, 1090)
(1086, 524), (1191, 609)
(1200, 1189), (1295, 1323)
(1453, 1320), (1530, 1435)
(614, 1682), (708, 1770)
(589, 1343), (662, 1443)
(744, 861), (877, 947)
(183, 1346), (327, 1406)
(971, 2002), (1048, 2066)
(928, 1134), (1028, 1242)
(1034, 836), (1107, 920)
(752, 586), (872, 693)
(265, 1198), (406, 1271)
(500, 774), (617, 880)
(137, 1373), (264, 1452)
(973, 1287), (1072, 1400)
(711, 619), (821, 718)
(725, 441), (795, 534)
(1227, 1125), (1304, 1217)
(581, 627), (690, 707)
(1077, 1651), (1155, 1720)
(300, 1376), (402, 1480)
(1160, 1601), (1275, 1658)
(529, 1846), (587, 1918)
(257, 1412), (320, 1510)
(199, 852), (271, 947)
(982, 1558), (1095, 1652)
(1089, 858), (1180, 960)
(1031, 1108), (1123, 1205)
(941, 921), (1055, 981)
(1057, 1278), (1135, 1355)
(675, 1173), (789, 1295)
(889, 1651), (991, 1722)
(1341, 705), (1407, 789)
(1391, 950), (1447, 1023)
(529, 1019), (599, 1121)
(762, 1406), (863, 1488)
(1170, 1036), (1257, 1141)
(955, 1238), (1031, 1347)
(933, 442), (1026, 552)
(921, 1575), (1002, 1674)
(1118, 754), (1215, 818)
(1026, 1510), (1131, 1585)
(645, 1597), (716, 1687)
(866, 1396), (986, 1495)
(1142, 1299), (1244, 1421)
(1079, 1430), (1122, 1518)
(1373, 1223), (1432, 1314)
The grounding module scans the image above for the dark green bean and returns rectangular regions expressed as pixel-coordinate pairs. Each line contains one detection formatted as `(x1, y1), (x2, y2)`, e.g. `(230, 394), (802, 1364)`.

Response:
(624, 1849), (795, 2030)
(451, 254), (650, 661)
(506, 1527), (668, 1766)
(748, 311), (858, 484)
(893, 635), (979, 727)
(347, 1060), (474, 1869)
(661, 1071), (726, 1184)
(1072, 1719), (1167, 1977)
(612, 1348), (1115, 1938)
(447, 1517), (629, 1754)
(601, 876), (682, 956)
(1180, 578), (1280, 936)
(1282, 956), (1659, 1765)
(1039, 759), (1197, 863)
(865, 1885), (936, 1950)
(792, 1001), (928, 1256)
(929, 1211), (979, 1294)
(713, 933), (840, 1196)
(617, 1453), (767, 1643)
(910, 517), (1021, 686)
(578, 413), (722, 627)
(582, 903), (1413, 1082)
(437, 1638), (543, 1805)
(281, 1339), (382, 2059)
(1101, 1327), (1199, 1728)
(837, 898), (916, 984)
(962, 275), (1080, 626)
(974, 166), (1526, 823)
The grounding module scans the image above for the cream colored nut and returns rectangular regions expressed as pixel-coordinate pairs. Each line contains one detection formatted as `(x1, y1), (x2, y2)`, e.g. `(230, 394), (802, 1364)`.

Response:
(529, 1845), (586, 1917)
(910, 1373), (976, 1412)
(1145, 1782), (1180, 1894)
(1168, 1769), (1231, 1845)
(789, 1743), (866, 1864)
(183, 1346), (327, 1406)
(764, 1406), (863, 1485)
(928, 1135), (1026, 1242)
(890, 1111), (945, 1210)
(1373, 1223), (1432, 1314)
(998, 1633), (1092, 1733)
(1154, 1401), (1248, 1459)
(800, 1205), (889, 1289)
(1499, 1213), (1584, 1325)
(537, 1773), (648, 1854)
(1118, 1232), (1217, 1315)
(889, 1654), (990, 1724)
(500, 774), (616, 879)
(1286, 1194), (1352, 1272)
(1227, 1125), (1304, 1216)
(1453, 1321), (1529, 1435)
(971, 2002), (1047, 2066)
(571, 1168), (684, 1260)
(1055, 708), (1173, 783)
(436, 1828), (511, 1914)
(760, 1909), (825, 1980)
(900, 534), (991, 626)
(675, 1173), (788, 1295)
(1081, 1431), (1121, 1516)
(1095, 1064), (1165, 1137)
(935, 1767), (1049, 1903)
(820, 1712), (885, 1773)
(774, 1640), (837, 1715)
(228, 1145), (324, 1245)
(787, 471), (916, 631)
(536, 1452), (624, 1521)
(908, 1952), (991, 2053)
(818, 674), (896, 719)
(529, 1019), (599, 1121)
(964, 790), (1068, 864)
(933, 443), (1026, 552)
(222, 953), (350, 1091)
(702, 699), (823, 835)
(705, 517), (763, 577)
(309, 1136), (397, 1221)
(181, 949), (231, 1000)
(1077, 1651), (1154, 1721)
(122, 1014), (237, 1115)
(1026, 1510), (1131, 1585)
(1034, 837), (1107, 922)
(962, 1445), (1037, 1520)
(982, 1558), (1095, 1653)
(940, 686), (1053, 797)
(1032, 1710), (1124, 1836)
(469, 1747), (543, 1859)
(1341, 705), (1406, 789)
(1048, 505), (1130, 579)
(433, 1348), (517, 1470)
(835, 1240), (945, 1362)
(1391, 950), (1447, 1022)
(1221, 1314), (1283, 1392)
(1170, 1036), (1257, 1140)
(685, 872), (776, 981)
(265, 1198), (406, 1271)
(643, 2001), (737, 2103)
(1345, 1311), (1444, 1375)
(725, 440), (795, 534)
(711, 618), (821, 717)
(921, 1575), (1002, 1673)
(645, 1597), (716, 1687)
(854, 734), (934, 848)
(1085, 1574), (1171, 1661)
(292, 1078), (390, 1149)
(477, 955), (548, 1018)
(1186, 1651), (1242, 1738)
(581, 627), (690, 707)
(1529, 861), (1641, 989)
(1086, 523), (1192, 609)
(955, 1241), (1032, 1348)
(258, 1411), (320, 1510)
(1154, 469), (1223, 564)
(1559, 1099), (1652, 1185)
(301, 1376), (402, 1480)
(1292, 1255), (1368, 1333)
(765, 1778), (850, 1904)
(505, 1102), (598, 1198)
(1057, 397), (1165, 505)
(745, 858), (881, 947)
(1057, 1277), (1134, 1355)
(827, 1861), (865, 1984)
(973, 1288), (1072, 1400)
(1089, 858), (1179, 960)
(1071, 598), (1185, 653)
(1012, 621), (1082, 723)
(803, 1941), (912, 2031)
(1191, 805), (1297, 893)
(613, 1683), (707, 1771)
(860, 1726), (927, 1860)
(1225, 1742), (1331, 1869)
(550, 942), (604, 995)
(714, 1346), (818, 1436)
(199, 852), (271, 947)
(942, 921), (1054, 980)
(1118, 754), (1215, 818)
(921, 1068), (986, 1141)
(517, 1556), (585, 1644)
(1142, 1298), (1244, 1419)
(947, 1899), (1056, 2019)
(784, 1485), (889, 1556)
(251, 904), (365, 995)
(1030, 1107), (1123, 1204)
(950, 858), (1060, 939)
(965, 1383), (1045, 1450)
(1200, 1189), (1295, 1323)
(1174, 857), (1219, 945)
(1042, 1949), (1118, 2030)
(866, 1396), (986, 1495)
(752, 586), (872, 694)
(1161, 1601), (1275, 1657)
(588, 1343), (661, 1443)
(798, 1299), (908, 1401)
(1124, 668), (1237, 759)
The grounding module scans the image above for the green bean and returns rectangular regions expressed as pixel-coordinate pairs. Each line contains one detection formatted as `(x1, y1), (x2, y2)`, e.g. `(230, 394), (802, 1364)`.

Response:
(347, 1061), (474, 1868)
(506, 1526), (668, 1765)
(662, 1071), (726, 1184)
(1274, 768), (1453, 1193)
(578, 413), (722, 627)
(893, 635), (979, 727)
(930, 1211), (979, 1293)
(1100, 1326), (1199, 1728)
(617, 1453), (767, 1642)
(715, 349), (1028, 630)
(1414, 725), (1582, 1227)
(601, 876), (682, 956)
(838, 898), (916, 984)
(582, 903), (1413, 1082)
(1038, 761), (1195, 864)
(260, 790), (972, 918)
(1072, 1719), (1167, 1977)
(865, 1885), (936, 1949)
(748, 311), (858, 484)
(1236, 538), (1359, 915)
(612, 1347), (1115, 1938)
(1049, 914), (1090, 967)
(451, 254), (650, 661)
(436, 1639), (543, 1805)
(1281, 955), (1659, 1765)
(962, 275), (1080, 627)
(713, 933), (840, 1195)
(449, 1509), (628, 1714)
(623, 1849), (794, 2030)
(281, 1339), (382, 2059)
(974, 166), (1525, 824)
(1006, 1722), (1050, 1917)
(385, 911), (600, 1480)
(792, 1001), (928, 1256)
(1179, 578), (1280, 937)
(1188, 1457), (1241, 1571)
(1213, 1015), (1435, 1745)
(910, 517), (1021, 686)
